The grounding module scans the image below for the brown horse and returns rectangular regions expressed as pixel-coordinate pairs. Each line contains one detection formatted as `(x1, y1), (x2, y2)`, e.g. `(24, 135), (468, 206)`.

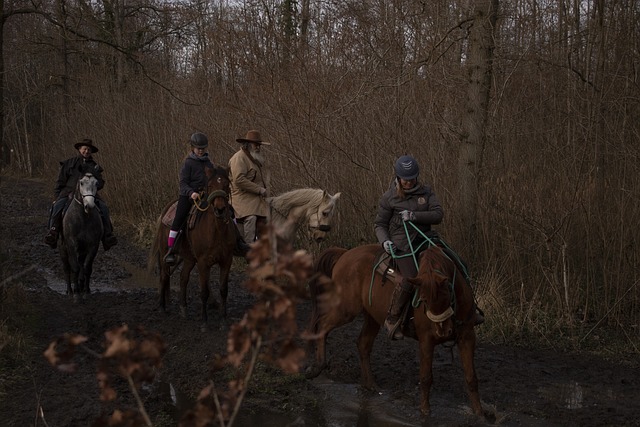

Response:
(148, 166), (236, 330)
(306, 243), (484, 417)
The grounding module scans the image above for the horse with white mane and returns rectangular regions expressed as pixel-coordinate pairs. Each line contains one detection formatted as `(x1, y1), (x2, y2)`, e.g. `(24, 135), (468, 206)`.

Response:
(266, 188), (341, 243)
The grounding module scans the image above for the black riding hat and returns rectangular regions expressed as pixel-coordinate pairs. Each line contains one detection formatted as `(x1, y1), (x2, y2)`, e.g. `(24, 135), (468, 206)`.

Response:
(190, 132), (208, 149)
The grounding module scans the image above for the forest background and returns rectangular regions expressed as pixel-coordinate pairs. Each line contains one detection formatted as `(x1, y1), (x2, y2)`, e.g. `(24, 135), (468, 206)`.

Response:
(1, 0), (638, 352)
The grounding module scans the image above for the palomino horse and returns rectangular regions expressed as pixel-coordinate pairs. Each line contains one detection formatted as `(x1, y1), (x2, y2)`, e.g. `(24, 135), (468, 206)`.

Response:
(306, 243), (484, 417)
(148, 166), (236, 330)
(265, 189), (341, 243)
(59, 173), (103, 298)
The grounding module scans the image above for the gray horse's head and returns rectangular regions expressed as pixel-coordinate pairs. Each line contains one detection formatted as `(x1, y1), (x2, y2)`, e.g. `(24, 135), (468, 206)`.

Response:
(77, 173), (98, 213)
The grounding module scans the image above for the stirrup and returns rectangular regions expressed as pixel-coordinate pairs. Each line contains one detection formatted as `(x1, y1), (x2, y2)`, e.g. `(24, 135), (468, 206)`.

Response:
(384, 317), (404, 340)
(164, 249), (177, 265)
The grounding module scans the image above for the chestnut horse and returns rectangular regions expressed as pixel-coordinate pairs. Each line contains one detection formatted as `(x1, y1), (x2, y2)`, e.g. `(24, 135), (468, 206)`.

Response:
(148, 166), (236, 330)
(305, 243), (484, 417)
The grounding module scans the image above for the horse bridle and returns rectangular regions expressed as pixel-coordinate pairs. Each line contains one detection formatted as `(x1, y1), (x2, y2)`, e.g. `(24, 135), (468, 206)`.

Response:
(308, 210), (332, 233)
(193, 189), (230, 219)
(423, 272), (457, 323)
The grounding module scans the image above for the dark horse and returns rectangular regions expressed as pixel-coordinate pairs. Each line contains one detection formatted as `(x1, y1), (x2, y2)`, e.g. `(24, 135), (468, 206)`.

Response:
(306, 243), (484, 417)
(59, 173), (103, 298)
(148, 166), (236, 330)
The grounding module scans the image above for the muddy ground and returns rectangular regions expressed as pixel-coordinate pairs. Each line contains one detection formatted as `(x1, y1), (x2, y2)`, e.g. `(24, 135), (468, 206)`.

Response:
(1, 175), (639, 427)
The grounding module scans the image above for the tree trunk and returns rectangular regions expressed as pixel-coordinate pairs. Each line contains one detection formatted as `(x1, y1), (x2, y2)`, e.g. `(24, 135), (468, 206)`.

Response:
(458, 0), (498, 263)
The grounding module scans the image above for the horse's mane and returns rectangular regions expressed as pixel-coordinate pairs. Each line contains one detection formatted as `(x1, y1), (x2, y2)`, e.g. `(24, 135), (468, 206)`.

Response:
(268, 188), (325, 218)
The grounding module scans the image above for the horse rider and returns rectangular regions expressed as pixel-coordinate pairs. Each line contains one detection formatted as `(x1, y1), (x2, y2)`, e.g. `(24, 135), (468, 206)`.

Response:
(44, 138), (118, 251)
(228, 129), (270, 244)
(164, 132), (249, 265)
(374, 155), (484, 340)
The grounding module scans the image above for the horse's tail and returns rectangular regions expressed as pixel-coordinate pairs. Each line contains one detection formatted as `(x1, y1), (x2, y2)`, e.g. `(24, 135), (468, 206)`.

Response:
(146, 216), (164, 274)
(307, 246), (348, 334)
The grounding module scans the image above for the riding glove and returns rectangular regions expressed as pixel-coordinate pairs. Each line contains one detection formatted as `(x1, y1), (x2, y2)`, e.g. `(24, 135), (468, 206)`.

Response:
(383, 240), (396, 255)
(400, 210), (415, 222)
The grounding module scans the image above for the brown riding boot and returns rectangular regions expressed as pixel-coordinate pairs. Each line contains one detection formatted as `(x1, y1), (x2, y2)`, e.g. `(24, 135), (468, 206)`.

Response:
(384, 282), (413, 340)
(44, 227), (59, 249)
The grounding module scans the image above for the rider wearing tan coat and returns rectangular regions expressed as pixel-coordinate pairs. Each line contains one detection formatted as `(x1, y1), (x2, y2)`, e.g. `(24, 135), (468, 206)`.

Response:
(228, 130), (270, 243)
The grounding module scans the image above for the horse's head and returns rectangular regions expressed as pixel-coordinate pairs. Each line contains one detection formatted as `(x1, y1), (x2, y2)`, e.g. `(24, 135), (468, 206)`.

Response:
(412, 248), (456, 338)
(306, 191), (341, 242)
(76, 173), (98, 213)
(205, 166), (231, 217)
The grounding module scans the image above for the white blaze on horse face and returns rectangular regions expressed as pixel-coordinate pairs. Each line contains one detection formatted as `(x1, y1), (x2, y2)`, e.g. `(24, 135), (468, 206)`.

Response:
(78, 174), (98, 212)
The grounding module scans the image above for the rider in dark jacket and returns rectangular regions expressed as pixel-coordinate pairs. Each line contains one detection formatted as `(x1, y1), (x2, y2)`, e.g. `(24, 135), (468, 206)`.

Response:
(164, 132), (250, 265)
(44, 139), (117, 251)
(374, 155), (443, 340)
(374, 155), (483, 340)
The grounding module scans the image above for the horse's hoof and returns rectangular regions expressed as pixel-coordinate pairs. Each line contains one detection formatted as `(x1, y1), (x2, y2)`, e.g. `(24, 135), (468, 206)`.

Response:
(200, 324), (208, 333)
(179, 307), (187, 318)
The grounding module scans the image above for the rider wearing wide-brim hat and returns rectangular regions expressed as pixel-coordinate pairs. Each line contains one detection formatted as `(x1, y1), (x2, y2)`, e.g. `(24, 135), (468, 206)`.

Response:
(228, 130), (271, 245)
(44, 138), (118, 251)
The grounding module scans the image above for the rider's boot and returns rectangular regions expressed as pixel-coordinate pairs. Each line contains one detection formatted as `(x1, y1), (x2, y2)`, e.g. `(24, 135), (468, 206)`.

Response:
(233, 227), (251, 258)
(97, 199), (118, 251)
(44, 209), (62, 249)
(473, 306), (485, 325)
(164, 230), (181, 266)
(383, 280), (413, 340)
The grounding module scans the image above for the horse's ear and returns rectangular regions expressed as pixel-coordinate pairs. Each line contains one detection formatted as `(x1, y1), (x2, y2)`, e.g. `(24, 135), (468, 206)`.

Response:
(332, 192), (341, 201)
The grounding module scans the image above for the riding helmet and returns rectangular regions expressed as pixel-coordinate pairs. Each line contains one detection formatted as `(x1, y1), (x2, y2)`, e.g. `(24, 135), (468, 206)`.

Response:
(190, 132), (208, 149)
(394, 155), (419, 180)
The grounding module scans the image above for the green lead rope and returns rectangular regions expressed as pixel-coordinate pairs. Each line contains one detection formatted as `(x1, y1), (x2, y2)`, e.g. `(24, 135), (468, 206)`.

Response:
(369, 220), (468, 308)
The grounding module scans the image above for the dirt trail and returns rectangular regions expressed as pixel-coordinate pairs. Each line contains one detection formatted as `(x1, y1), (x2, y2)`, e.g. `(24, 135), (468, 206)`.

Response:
(1, 175), (639, 427)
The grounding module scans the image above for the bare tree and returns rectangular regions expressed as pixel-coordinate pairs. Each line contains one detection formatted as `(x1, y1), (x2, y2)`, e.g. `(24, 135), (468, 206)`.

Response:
(457, 0), (498, 262)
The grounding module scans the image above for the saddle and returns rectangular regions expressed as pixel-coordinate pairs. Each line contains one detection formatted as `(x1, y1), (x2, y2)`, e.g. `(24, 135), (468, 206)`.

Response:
(373, 251), (404, 287)
(161, 201), (203, 230)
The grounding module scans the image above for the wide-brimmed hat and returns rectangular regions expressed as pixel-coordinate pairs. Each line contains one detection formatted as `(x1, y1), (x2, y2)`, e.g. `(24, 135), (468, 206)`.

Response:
(236, 130), (271, 145)
(74, 138), (99, 153)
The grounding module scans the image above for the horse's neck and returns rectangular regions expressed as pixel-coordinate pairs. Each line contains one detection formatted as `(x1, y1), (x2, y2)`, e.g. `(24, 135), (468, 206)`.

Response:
(270, 204), (308, 237)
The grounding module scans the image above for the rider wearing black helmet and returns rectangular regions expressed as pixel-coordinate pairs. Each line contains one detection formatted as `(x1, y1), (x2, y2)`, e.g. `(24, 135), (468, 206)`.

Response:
(164, 132), (215, 264)
(374, 155), (484, 340)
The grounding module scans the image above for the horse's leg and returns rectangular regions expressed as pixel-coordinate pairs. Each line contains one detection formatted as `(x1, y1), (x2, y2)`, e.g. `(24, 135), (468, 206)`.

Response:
(60, 247), (72, 295)
(417, 336), (436, 416)
(179, 257), (196, 319)
(358, 311), (381, 391)
(305, 328), (329, 379)
(457, 328), (483, 416)
(158, 258), (172, 313)
(196, 261), (212, 331)
(218, 258), (233, 320)
(84, 247), (99, 295)
(77, 251), (87, 296)
(69, 250), (81, 299)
